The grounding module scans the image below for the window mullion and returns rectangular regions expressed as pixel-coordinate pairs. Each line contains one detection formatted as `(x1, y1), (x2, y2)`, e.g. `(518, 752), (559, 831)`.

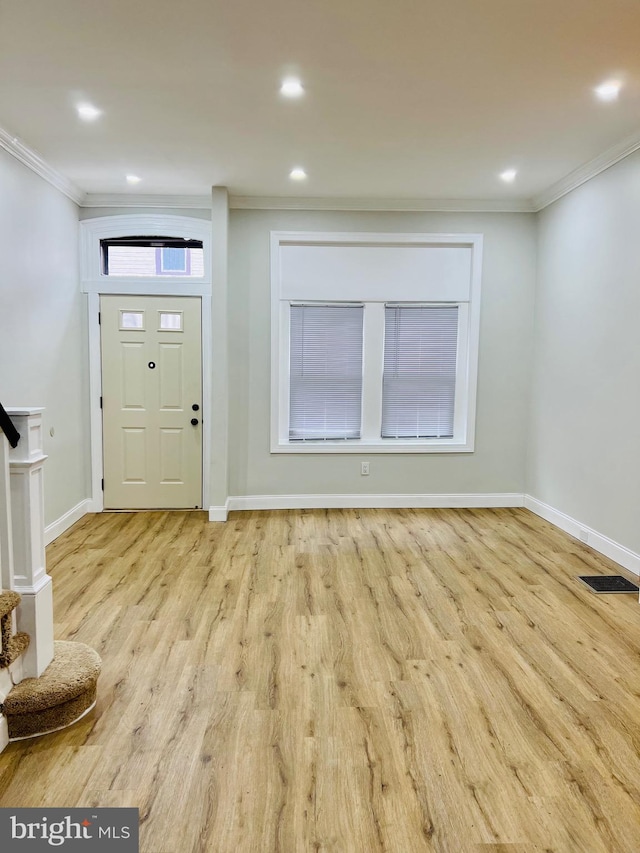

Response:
(361, 302), (385, 441)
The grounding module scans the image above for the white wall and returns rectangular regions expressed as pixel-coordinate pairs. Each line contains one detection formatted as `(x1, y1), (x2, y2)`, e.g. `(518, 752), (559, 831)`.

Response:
(229, 209), (537, 498)
(528, 151), (640, 554)
(78, 207), (211, 221)
(0, 149), (88, 526)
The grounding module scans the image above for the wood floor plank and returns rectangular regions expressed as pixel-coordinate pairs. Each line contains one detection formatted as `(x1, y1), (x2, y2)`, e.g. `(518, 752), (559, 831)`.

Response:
(2, 507), (640, 851)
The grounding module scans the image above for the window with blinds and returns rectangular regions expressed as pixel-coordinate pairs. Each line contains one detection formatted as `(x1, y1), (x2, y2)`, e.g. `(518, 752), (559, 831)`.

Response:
(382, 305), (459, 439)
(272, 231), (482, 453)
(289, 304), (364, 440)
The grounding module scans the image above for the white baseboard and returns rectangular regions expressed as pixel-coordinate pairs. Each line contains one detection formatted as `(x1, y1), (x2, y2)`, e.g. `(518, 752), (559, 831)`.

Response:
(44, 499), (91, 545)
(221, 493), (524, 512)
(524, 495), (640, 578)
(208, 492), (640, 577)
(209, 501), (229, 522)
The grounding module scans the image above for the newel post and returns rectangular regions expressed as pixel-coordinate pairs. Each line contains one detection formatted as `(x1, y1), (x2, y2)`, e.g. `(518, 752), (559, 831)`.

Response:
(0, 432), (14, 592)
(7, 408), (54, 677)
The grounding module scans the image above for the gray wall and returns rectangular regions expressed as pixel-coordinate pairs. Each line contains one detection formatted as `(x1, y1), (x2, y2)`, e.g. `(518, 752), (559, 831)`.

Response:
(0, 149), (89, 526)
(529, 151), (640, 554)
(229, 209), (537, 497)
(1, 139), (635, 555)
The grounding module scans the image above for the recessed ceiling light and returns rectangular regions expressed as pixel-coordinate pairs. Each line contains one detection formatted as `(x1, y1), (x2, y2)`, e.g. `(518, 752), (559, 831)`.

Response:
(280, 78), (304, 98)
(126, 175), (142, 184)
(76, 103), (102, 121)
(289, 167), (307, 181)
(594, 80), (622, 102)
(500, 168), (517, 183)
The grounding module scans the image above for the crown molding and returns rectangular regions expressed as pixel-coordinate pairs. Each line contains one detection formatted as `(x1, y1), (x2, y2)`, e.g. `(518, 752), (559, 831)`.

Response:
(4, 118), (640, 216)
(81, 192), (212, 209)
(0, 126), (85, 205)
(229, 195), (535, 213)
(532, 128), (640, 211)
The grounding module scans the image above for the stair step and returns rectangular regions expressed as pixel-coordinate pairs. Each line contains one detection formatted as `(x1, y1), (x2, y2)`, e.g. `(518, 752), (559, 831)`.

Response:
(0, 589), (29, 668)
(0, 631), (30, 669)
(0, 590), (20, 620)
(2, 640), (101, 740)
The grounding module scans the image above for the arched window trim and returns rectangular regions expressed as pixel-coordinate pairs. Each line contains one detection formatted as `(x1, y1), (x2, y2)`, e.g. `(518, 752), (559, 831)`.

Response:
(80, 214), (212, 295)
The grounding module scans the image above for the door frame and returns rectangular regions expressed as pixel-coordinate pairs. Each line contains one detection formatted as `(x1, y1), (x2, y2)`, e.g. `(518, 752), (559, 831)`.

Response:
(81, 214), (212, 513)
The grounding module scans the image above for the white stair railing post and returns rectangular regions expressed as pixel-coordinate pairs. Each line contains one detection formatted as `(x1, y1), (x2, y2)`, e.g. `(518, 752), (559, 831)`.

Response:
(0, 430), (14, 753)
(7, 408), (54, 678)
(0, 430), (14, 592)
(0, 425), (24, 682)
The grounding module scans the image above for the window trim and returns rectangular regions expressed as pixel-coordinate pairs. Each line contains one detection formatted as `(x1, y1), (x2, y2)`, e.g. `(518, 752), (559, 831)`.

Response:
(80, 214), (211, 295)
(270, 231), (483, 454)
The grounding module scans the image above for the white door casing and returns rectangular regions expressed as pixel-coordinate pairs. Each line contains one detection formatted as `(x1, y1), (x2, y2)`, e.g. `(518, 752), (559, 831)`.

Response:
(81, 214), (213, 515)
(100, 295), (203, 509)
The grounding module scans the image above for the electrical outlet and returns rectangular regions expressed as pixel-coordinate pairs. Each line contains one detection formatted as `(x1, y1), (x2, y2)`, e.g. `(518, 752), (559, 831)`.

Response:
(361, 462), (370, 476)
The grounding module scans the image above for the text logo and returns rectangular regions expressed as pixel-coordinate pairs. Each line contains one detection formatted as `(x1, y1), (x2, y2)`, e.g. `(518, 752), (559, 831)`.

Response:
(0, 808), (138, 850)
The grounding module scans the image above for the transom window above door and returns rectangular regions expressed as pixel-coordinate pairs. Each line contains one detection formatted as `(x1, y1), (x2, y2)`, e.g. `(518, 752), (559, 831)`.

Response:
(80, 214), (212, 296)
(100, 236), (204, 278)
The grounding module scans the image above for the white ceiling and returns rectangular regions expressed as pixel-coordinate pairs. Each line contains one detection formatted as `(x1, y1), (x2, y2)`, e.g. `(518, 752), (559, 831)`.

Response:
(1, 0), (639, 205)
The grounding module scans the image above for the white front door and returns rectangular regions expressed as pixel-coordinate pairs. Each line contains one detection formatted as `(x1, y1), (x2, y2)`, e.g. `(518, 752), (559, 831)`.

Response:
(100, 295), (202, 509)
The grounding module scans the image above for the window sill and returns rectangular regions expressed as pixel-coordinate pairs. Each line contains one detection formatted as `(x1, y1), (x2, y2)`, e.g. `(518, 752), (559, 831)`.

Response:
(271, 439), (474, 454)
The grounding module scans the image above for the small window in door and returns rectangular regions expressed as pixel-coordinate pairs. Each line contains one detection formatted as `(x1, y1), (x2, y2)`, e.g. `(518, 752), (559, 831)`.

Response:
(120, 311), (145, 330)
(159, 312), (183, 331)
(101, 236), (204, 278)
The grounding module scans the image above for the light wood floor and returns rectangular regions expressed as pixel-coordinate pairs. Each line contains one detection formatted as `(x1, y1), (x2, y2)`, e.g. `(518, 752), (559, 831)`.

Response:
(2, 508), (640, 852)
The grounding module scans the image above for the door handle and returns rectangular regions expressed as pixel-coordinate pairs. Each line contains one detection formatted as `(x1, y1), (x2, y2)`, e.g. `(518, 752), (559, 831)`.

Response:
(191, 418), (199, 426)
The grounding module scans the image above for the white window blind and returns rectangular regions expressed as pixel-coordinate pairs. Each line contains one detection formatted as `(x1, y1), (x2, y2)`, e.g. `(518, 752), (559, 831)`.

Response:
(289, 304), (364, 440)
(382, 305), (459, 439)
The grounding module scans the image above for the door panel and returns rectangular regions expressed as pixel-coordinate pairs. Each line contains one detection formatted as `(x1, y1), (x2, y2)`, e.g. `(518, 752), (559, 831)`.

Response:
(122, 344), (146, 408)
(158, 344), (183, 409)
(160, 429), (184, 483)
(101, 295), (202, 509)
(122, 428), (146, 482)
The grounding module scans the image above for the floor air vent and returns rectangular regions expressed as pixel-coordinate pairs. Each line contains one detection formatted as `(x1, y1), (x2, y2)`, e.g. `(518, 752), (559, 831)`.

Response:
(578, 575), (639, 594)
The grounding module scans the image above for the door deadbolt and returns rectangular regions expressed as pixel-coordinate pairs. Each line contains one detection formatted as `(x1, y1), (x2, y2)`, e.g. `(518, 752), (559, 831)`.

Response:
(191, 418), (199, 426)
(148, 361), (156, 369)
(192, 404), (200, 411)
